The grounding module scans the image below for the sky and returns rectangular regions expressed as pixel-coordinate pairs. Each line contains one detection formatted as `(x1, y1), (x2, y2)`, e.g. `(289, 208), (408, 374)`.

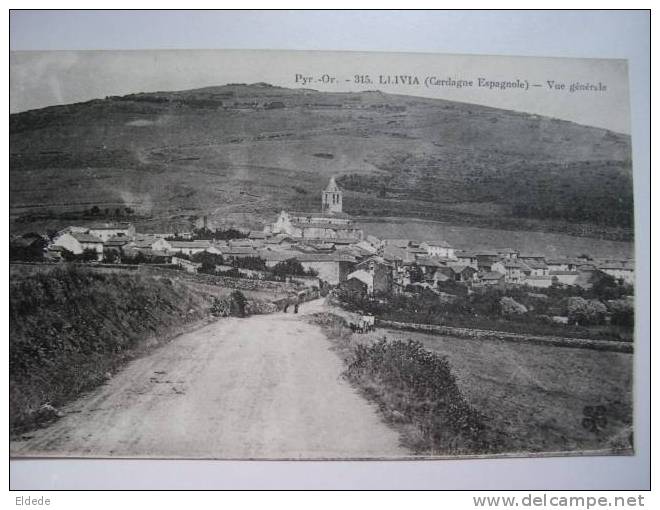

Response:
(10, 49), (631, 134)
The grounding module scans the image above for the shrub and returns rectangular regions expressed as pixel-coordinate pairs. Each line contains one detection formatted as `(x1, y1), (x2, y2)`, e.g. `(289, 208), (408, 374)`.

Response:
(10, 266), (209, 433)
(210, 297), (231, 317)
(81, 248), (99, 261)
(229, 290), (248, 317)
(232, 256), (267, 271)
(500, 296), (528, 317)
(191, 251), (224, 267)
(345, 338), (503, 454)
(608, 299), (634, 328)
(272, 258), (308, 277)
(567, 297), (607, 326)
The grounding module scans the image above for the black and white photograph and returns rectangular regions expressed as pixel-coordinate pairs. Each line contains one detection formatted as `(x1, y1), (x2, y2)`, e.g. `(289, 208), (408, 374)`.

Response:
(9, 46), (637, 462)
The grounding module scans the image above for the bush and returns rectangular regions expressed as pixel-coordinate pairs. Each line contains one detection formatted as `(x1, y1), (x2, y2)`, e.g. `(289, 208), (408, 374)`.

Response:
(232, 256), (267, 271)
(567, 297), (607, 326)
(272, 258), (315, 277)
(210, 297), (231, 317)
(104, 249), (121, 264)
(191, 251), (224, 267)
(10, 266), (209, 433)
(9, 236), (47, 261)
(608, 299), (634, 328)
(500, 296), (528, 317)
(345, 338), (503, 454)
(229, 290), (248, 317)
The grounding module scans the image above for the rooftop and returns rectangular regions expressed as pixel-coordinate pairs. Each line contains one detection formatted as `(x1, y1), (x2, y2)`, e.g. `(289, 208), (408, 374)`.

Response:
(289, 211), (352, 220)
(448, 263), (477, 273)
(480, 271), (505, 280)
(87, 222), (134, 230)
(71, 232), (104, 243)
(422, 240), (453, 248)
(324, 176), (340, 193)
(291, 221), (358, 230)
(524, 260), (549, 269)
(169, 240), (212, 248)
(416, 257), (448, 268)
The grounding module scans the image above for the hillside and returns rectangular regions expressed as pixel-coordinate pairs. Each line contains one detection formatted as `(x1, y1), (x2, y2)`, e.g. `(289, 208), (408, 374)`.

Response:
(10, 83), (633, 241)
(9, 263), (283, 434)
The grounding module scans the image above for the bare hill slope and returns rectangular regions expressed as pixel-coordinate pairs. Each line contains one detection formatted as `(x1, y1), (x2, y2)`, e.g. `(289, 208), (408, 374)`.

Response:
(10, 83), (633, 240)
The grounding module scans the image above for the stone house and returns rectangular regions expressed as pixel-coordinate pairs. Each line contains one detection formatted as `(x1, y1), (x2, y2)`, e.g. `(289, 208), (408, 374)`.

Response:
(549, 270), (580, 286)
(491, 260), (529, 284)
(167, 240), (212, 256)
(420, 240), (455, 259)
(478, 271), (505, 287)
(476, 251), (500, 272)
(524, 259), (550, 276)
(52, 231), (104, 260)
(354, 256), (394, 295)
(455, 250), (479, 269)
(598, 262), (635, 285)
(87, 222), (136, 242)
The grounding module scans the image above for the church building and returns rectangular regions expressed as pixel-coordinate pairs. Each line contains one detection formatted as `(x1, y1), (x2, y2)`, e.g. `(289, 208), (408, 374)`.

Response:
(267, 177), (363, 243)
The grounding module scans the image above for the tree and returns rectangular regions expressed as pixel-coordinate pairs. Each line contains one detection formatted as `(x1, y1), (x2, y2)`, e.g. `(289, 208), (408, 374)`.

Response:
(191, 251), (224, 268)
(61, 248), (77, 262)
(104, 250), (120, 264)
(9, 236), (47, 261)
(590, 272), (627, 301)
(272, 258), (307, 278)
(567, 297), (607, 326)
(90, 205), (101, 216)
(198, 258), (216, 275)
(608, 299), (634, 328)
(233, 256), (266, 271)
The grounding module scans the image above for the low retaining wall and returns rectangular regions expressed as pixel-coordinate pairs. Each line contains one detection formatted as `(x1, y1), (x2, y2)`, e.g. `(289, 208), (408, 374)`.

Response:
(376, 319), (633, 353)
(136, 264), (299, 293)
(11, 261), (301, 296)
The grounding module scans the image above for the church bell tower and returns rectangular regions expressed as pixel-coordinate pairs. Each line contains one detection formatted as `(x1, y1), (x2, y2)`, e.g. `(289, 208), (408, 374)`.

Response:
(322, 177), (343, 214)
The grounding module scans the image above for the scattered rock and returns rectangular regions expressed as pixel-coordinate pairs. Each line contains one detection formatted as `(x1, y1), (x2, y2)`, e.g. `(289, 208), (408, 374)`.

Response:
(37, 403), (64, 420)
(389, 410), (407, 423)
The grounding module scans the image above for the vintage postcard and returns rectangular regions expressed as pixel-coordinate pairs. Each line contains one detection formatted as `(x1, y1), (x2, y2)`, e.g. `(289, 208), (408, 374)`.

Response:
(9, 49), (635, 459)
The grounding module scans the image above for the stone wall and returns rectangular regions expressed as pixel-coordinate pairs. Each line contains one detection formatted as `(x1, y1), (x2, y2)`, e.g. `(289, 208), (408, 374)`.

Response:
(136, 264), (299, 293)
(376, 319), (633, 353)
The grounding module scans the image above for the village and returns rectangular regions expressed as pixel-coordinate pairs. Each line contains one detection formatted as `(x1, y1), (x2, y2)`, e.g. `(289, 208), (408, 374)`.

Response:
(11, 176), (636, 316)
(10, 177), (635, 298)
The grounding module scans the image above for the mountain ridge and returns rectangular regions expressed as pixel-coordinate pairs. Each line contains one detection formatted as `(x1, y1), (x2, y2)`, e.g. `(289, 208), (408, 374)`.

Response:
(10, 83), (633, 242)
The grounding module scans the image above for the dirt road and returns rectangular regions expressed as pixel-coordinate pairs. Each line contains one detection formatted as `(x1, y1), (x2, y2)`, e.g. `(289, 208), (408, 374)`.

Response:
(10, 299), (406, 459)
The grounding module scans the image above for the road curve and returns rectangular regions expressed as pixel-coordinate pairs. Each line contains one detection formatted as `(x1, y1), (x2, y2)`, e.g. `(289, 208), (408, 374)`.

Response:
(11, 299), (406, 459)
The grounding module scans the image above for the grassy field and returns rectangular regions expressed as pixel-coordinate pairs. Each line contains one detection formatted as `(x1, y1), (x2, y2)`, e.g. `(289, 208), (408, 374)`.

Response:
(11, 84), (632, 241)
(357, 218), (634, 259)
(317, 307), (633, 456)
(365, 328), (633, 455)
